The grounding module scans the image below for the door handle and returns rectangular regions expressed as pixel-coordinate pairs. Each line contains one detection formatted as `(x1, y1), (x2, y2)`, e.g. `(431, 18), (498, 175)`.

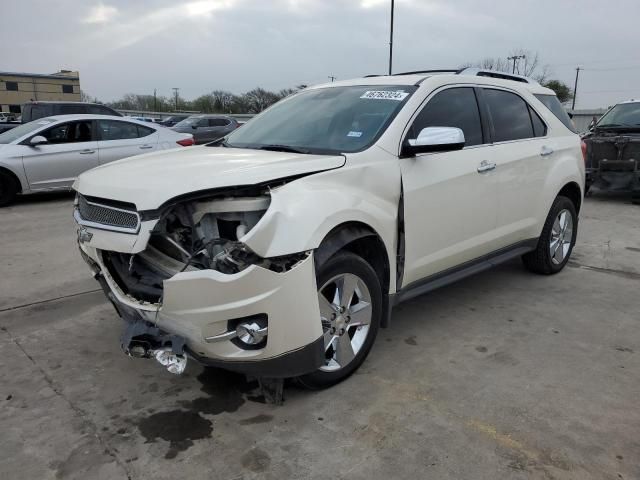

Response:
(540, 145), (554, 157)
(477, 160), (496, 173)
(139, 145), (153, 149)
(79, 149), (95, 154)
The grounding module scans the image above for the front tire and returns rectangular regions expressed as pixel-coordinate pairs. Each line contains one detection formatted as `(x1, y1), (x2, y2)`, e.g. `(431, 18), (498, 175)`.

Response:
(297, 251), (381, 389)
(522, 195), (577, 274)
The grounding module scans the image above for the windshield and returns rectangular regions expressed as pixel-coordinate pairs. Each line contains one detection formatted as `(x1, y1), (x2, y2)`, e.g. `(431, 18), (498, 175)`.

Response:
(596, 103), (640, 127)
(223, 85), (416, 154)
(174, 117), (201, 127)
(0, 118), (55, 144)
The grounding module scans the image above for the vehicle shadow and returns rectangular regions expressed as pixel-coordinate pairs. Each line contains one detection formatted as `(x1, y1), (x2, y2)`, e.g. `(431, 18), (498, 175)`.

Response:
(586, 188), (636, 204)
(13, 191), (75, 206)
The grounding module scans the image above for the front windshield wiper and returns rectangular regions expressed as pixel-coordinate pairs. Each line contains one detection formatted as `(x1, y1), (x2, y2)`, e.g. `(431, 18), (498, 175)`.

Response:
(256, 144), (311, 154)
(596, 123), (631, 128)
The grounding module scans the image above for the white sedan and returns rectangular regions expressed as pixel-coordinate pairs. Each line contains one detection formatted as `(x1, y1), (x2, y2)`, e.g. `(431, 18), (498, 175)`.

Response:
(0, 114), (194, 206)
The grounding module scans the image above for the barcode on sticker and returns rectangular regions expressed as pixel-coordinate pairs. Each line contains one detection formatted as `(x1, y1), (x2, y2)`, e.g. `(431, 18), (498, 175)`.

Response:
(361, 90), (409, 101)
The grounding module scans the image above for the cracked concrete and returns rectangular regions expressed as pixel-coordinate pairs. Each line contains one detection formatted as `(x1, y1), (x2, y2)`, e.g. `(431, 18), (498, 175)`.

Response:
(0, 190), (639, 479)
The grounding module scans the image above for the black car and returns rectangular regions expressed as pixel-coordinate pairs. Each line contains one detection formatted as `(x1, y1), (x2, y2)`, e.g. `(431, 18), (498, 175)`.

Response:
(171, 115), (239, 144)
(582, 100), (640, 203)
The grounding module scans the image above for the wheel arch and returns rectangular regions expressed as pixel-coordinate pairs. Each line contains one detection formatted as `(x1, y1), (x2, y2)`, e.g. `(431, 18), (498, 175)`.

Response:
(314, 221), (393, 328)
(557, 181), (582, 214)
(315, 221), (390, 293)
(0, 166), (23, 194)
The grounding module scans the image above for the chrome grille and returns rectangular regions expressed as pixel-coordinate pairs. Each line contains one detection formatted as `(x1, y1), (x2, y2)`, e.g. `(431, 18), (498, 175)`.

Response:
(76, 195), (140, 233)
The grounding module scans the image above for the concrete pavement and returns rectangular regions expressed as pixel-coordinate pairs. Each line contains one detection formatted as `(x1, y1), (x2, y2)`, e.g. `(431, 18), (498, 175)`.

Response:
(1, 190), (638, 480)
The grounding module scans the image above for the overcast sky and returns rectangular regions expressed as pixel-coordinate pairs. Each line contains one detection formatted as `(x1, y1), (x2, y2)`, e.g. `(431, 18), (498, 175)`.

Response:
(2, 0), (640, 109)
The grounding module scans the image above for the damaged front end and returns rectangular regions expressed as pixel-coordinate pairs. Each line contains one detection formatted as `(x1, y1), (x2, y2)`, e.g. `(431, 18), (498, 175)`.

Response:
(76, 187), (324, 378)
(584, 131), (640, 193)
(101, 190), (304, 304)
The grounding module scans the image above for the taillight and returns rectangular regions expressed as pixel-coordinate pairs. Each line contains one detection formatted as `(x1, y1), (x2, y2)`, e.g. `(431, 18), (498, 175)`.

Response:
(580, 140), (587, 163)
(176, 138), (194, 147)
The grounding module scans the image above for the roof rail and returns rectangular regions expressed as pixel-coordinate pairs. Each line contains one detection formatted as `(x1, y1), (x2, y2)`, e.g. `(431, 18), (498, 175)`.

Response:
(457, 68), (538, 85)
(392, 69), (460, 76)
(363, 68), (540, 85)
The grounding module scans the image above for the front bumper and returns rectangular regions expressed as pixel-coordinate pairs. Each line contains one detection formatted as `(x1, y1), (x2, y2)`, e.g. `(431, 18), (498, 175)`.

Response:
(80, 238), (325, 377)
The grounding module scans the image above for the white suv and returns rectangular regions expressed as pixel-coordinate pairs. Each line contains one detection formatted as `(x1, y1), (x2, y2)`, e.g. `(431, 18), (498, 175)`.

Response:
(73, 69), (584, 388)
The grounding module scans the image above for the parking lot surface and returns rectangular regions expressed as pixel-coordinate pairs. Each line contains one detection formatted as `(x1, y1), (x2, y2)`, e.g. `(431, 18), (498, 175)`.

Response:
(1, 191), (639, 480)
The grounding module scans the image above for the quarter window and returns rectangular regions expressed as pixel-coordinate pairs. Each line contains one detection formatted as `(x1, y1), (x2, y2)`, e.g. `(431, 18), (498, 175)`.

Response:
(409, 87), (484, 147)
(484, 89), (534, 142)
(529, 106), (547, 137)
(41, 121), (93, 144)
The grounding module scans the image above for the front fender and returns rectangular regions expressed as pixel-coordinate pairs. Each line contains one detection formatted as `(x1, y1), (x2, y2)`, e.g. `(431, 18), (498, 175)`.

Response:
(241, 151), (402, 291)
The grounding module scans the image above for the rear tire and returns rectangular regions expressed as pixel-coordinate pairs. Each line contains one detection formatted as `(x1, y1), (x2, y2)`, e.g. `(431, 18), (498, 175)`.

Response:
(0, 171), (18, 207)
(522, 196), (577, 275)
(297, 251), (381, 389)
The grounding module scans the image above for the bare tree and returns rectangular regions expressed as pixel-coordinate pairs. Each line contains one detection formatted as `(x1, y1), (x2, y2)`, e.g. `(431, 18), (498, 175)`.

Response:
(461, 49), (550, 83)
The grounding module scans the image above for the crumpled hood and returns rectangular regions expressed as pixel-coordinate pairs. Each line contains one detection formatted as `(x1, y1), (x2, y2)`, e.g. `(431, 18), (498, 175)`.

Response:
(73, 146), (345, 210)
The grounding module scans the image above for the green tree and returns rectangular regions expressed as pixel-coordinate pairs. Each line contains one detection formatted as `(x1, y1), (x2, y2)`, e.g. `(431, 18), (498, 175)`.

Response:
(542, 80), (573, 104)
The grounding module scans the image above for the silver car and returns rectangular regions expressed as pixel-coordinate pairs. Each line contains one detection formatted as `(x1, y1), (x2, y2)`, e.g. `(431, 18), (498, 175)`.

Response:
(0, 114), (193, 206)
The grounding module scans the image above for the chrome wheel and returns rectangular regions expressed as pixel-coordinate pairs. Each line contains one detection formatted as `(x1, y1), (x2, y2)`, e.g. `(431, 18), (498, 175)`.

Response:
(318, 273), (372, 372)
(550, 208), (573, 265)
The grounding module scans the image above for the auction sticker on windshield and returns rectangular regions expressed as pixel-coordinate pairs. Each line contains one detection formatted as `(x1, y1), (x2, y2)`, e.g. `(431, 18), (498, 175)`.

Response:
(360, 90), (409, 101)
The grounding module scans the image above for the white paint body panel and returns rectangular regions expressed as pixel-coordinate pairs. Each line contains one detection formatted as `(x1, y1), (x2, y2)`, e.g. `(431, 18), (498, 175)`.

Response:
(72, 73), (584, 370)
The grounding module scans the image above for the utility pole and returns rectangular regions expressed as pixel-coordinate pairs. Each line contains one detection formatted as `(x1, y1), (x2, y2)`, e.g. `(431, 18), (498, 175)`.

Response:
(388, 0), (394, 75)
(153, 88), (157, 112)
(328, 76), (336, 82)
(571, 67), (581, 110)
(172, 87), (179, 112)
(507, 55), (525, 74)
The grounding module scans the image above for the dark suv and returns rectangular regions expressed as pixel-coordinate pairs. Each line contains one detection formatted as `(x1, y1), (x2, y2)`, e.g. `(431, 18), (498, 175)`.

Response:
(22, 101), (122, 123)
(582, 100), (640, 203)
(171, 114), (239, 144)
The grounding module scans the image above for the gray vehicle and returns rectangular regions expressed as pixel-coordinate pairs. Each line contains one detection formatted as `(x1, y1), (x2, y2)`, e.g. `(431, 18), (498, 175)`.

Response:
(171, 115), (238, 144)
(158, 115), (190, 127)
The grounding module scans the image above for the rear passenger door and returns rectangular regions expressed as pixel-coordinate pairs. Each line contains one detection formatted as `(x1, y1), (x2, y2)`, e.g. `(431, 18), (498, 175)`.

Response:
(480, 88), (551, 246)
(399, 87), (499, 286)
(97, 120), (158, 165)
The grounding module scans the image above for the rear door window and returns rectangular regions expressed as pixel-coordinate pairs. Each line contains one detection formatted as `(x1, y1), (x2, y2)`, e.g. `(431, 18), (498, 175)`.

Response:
(98, 120), (143, 140)
(208, 118), (230, 127)
(409, 87), (484, 147)
(484, 89), (534, 142)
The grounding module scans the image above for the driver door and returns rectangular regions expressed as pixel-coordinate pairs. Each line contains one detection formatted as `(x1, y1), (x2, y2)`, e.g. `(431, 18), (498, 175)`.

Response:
(22, 120), (99, 190)
(399, 87), (499, 287)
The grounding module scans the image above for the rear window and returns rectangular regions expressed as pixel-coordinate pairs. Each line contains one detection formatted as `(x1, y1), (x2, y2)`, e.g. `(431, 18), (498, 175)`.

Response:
(534, 94), (576, 133)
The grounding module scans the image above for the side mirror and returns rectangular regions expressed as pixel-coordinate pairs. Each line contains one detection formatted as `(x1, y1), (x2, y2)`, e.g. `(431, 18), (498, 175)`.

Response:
(192, 125), (198, 130)
(30, 135), (48, 146)
(403, 127), (465, 156)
